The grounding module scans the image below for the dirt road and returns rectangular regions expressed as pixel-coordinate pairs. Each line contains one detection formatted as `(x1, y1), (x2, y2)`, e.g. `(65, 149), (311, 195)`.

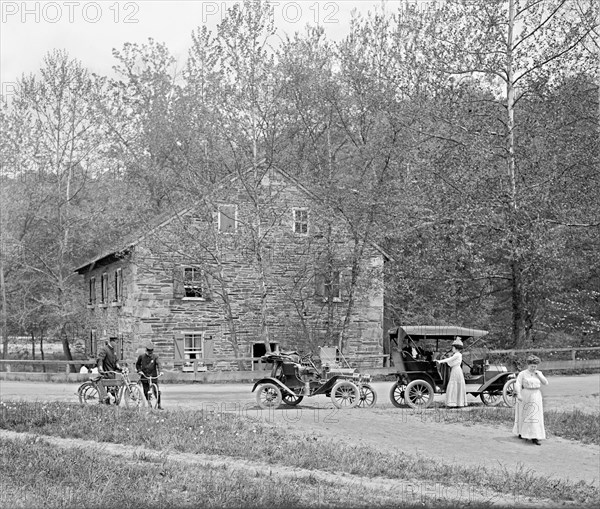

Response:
(1, 374), (599, 487)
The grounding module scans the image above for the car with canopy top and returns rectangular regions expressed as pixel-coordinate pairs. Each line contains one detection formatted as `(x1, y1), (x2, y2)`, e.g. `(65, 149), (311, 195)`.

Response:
(388, 325), (516, 409)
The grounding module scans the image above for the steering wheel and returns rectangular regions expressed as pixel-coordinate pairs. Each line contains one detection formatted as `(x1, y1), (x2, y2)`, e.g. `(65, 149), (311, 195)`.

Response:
(300, 352), (314, 364)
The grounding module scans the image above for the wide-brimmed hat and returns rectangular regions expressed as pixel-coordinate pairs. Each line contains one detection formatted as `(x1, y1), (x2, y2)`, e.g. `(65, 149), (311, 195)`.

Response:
(145, 341), (155, 351)
(452, 337), (463, 347)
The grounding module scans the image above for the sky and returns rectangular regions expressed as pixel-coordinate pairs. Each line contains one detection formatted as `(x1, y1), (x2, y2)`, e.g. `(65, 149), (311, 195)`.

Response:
(0, 0), (422, 99)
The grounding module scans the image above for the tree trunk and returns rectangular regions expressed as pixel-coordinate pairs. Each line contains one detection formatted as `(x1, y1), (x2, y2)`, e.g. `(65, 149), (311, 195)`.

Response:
(257, 250), (271, 350)
(212, 258), (245, 371)
(506, 0), (525, 349)
(511, 259), (525, 348)
(0, 257), (7, 359)
(40, 330), (46, 373)
(60, 324), (74, 372)
(339, 236), (364, 354)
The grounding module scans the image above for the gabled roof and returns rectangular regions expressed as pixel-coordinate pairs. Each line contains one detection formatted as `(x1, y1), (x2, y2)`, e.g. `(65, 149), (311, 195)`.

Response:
(74, 206), (194, 274)
(74, 163), (393, 274)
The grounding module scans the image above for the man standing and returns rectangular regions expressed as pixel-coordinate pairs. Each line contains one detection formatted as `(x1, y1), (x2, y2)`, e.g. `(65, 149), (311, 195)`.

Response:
(96, 337), (121, 404)
(136, 341), (163, 409)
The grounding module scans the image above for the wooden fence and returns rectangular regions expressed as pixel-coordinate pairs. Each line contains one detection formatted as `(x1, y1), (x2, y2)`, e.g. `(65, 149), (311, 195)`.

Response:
(0, 346), (598, 383)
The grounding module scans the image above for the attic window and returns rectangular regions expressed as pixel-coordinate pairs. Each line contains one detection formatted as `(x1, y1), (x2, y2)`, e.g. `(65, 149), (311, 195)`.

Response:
(293, 208), (309, 234)
(184, 267), (204, 298)
(218, 205), (237, 233)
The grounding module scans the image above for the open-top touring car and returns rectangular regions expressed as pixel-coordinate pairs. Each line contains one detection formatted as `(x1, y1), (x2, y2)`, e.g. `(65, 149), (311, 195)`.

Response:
(252, 347), (376, 409)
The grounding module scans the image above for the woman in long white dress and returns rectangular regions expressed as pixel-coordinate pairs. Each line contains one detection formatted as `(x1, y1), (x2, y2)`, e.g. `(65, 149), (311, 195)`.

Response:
(513, 355), (548, 445)
(435, 337), (467, 407)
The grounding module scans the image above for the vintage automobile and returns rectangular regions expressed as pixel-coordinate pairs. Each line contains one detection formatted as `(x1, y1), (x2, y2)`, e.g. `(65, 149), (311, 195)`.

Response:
(388, 326), (516, 409)
(252, 347), (376, 410)
(501, 377), (519, 407)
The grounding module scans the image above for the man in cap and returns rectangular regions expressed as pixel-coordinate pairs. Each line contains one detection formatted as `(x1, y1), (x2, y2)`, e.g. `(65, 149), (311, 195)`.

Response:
(136, 341), (163, 409)
(96, 336), (121, 404)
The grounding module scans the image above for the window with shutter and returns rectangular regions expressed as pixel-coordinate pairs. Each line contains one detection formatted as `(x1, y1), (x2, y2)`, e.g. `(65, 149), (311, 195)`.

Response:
(173, 267), (185, 299)
(89, 329), (97, 358)
(204, 338), (214, 366)
(177, 332), (207, 372)
(89, 277), (96, 306)
(183, 267), (204, 298)
(184, 333), (203, 359)
(218, 204), (237, 232)
(292, 208), (309, 234)
(101, 273), (109, 306)
(326, 271), (341, 301)
(315, 269), (341, 302)
(114, 268), (123, 303)
(173, 333), (185, 362)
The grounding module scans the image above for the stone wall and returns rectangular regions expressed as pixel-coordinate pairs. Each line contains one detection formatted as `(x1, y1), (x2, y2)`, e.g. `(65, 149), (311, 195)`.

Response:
(79, 169), (385, 369)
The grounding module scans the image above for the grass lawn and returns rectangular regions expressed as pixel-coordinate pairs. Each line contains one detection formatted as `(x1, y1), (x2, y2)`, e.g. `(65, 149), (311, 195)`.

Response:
(1, 401), (598, 508)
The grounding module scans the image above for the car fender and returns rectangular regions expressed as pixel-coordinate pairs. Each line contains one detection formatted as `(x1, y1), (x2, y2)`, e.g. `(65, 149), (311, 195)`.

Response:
(251, 377), (297, 396)
(478, 372), (515, 392)
(404, 372), (437, 389)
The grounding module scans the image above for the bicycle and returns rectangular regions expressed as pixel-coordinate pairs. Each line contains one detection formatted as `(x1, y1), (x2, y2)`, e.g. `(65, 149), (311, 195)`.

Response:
(137, 372), (164, 409)
(77, 366), (144, 408)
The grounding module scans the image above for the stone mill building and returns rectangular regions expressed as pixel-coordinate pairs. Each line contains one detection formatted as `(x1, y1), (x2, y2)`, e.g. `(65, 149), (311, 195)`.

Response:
(74, 165), (390, 371)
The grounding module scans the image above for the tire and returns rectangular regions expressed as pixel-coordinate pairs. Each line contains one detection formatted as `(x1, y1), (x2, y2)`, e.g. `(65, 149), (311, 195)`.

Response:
(389, 381), (406, 408)
(404, 379), (434, 409)
(502, 379), (517, 408)
(357, 383), (377, 408)
(76, 382), (88, 398)
(125, 384), (144, 408)
(78, 382), (99, 405)
(256, 383), (283, 409)
(282, 392), (304, 406)
(330, 380), (360, 409)
(480, 392), (502, 406)
(147, 384), (159, 409)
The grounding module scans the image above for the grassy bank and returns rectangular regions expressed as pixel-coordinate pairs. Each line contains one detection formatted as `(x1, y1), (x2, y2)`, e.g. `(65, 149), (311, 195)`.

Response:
(1, 437), (421, 509)
(407, 405), (600, 445)
(1, 401), (598, 507)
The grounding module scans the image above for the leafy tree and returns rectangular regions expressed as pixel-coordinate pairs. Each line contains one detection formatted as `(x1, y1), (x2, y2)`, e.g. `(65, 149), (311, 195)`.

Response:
(392, 0), (599, 346)
(1, 51), (108, 364)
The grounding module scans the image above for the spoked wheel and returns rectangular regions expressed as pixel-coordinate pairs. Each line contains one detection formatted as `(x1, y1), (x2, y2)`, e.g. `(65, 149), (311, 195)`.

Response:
(282, 391), (304, 406)
(330, 380), (360, 409)
(256, 383), (283, 409)
(389, 381), (406, 408)
(502, 379), (518, 408)
(147, 384), (159, 409)
(357, 383), (377, 408)
(125, 384), (144, 408)
(480, 392), (502, 406)
(404, 379), (434, 409)
(78, 382), (99, 405)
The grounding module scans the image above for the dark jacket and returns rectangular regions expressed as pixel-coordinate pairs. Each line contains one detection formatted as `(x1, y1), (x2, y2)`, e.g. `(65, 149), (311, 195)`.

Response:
(97, 342), (119, 374)
(136, 352), (160, 377)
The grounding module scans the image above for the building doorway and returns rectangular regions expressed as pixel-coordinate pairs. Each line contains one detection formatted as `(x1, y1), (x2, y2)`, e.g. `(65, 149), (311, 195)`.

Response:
(252, 342), (279, 370)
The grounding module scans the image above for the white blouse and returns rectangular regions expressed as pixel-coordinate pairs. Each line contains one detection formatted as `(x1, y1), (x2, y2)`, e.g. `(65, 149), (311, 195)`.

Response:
(438, 352), (462, 368)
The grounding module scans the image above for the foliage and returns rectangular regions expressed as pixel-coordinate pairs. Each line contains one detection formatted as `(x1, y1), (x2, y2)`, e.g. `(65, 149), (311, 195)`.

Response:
(1, 0), (598, 354)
